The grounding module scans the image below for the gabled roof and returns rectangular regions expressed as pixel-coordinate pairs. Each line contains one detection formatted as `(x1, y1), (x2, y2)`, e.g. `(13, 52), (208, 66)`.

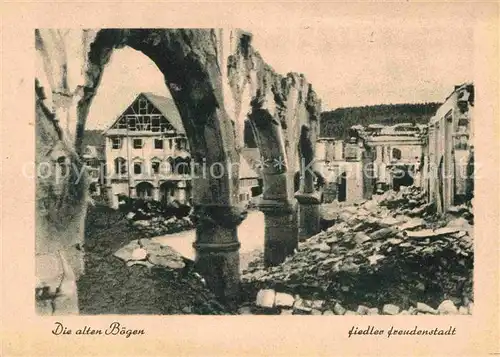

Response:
(104, 92), (185, 135)
(239, 154), (259, 179)
(141, 92), (185, 134)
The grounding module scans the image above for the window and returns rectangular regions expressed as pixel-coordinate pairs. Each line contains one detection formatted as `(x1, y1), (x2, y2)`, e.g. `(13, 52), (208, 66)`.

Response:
(151, 161), (160, 174)
(392, 148), (402, 160)
(151, 116), (161, 132)
(168, 139), (173, 150)
(138, 99), (148, 114)
(134, 162), (143, 175)
(111, 137), (122, 149)
(114, 158), (127, 175)
(133, 138), (144, 149)
(154, 139), (164, 149)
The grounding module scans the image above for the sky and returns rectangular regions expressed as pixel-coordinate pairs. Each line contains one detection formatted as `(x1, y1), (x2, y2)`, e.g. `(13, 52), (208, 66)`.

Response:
(86, 18), (474, 130)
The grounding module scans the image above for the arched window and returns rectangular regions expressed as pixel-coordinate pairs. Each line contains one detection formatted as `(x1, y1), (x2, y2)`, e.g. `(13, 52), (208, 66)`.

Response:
(114, 157), (127, 175)
(166, 157), (174, 173)
(392, 148), (402, 161)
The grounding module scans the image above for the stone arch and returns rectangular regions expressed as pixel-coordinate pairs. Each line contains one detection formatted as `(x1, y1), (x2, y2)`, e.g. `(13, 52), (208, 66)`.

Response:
(159, 181), (177, 203)
(136, 181), (154, 199)
(35, 28), (323, 310)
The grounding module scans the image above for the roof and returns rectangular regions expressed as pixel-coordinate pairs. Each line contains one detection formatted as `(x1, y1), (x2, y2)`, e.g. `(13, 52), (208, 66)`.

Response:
(239, 154), (259, 179)
(142, 93), (185, 134)
(104, 92), (185, 135)
(81, 130), (105, 159)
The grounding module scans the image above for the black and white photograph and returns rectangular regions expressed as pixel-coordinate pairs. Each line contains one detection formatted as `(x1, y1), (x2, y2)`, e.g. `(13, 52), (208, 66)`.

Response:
(2, 2), (499, 356)
(34, 26), (475, 317)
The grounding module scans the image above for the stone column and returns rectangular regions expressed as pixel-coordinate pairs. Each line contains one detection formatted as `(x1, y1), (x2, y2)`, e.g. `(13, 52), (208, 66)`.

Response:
(129, 186), (136, 198)
(259, 186), (298, 267)
(192, 205), (246, 307)
(295, 125), (322, 241)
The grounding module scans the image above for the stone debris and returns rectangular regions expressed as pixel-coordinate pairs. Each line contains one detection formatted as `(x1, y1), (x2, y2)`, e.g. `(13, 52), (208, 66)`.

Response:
(119, 196), (194, 238)
(416, 302), (438, 315)
(356, 305), (370, 315)
(126, 260), (154, 269)
(242, 186), (473, 315)
(437, 300), (458, 315)
(238, 306), (253, 315)
(131, 247), (148, 261)
(114, 238), (187, 270)
(323, 310), (334, 315)
(382, 304), (400, 315)
(274, 292), (295, 308)
(333, 302), (347, 315)
(256, 289), (276, 308)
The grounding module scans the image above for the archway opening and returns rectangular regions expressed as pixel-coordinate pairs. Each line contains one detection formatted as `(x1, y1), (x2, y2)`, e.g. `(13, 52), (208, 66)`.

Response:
(392, 165), (414, 192)
(136, 181), (154, 199)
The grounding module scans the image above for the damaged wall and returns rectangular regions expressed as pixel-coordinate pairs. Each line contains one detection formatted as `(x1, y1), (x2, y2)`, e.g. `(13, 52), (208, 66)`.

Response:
(35, 28), (323, 310)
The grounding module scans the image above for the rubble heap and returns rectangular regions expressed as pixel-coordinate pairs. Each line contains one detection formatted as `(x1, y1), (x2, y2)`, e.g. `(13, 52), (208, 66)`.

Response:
(241, 187), (473, 314)
(117, 196), (195, 237)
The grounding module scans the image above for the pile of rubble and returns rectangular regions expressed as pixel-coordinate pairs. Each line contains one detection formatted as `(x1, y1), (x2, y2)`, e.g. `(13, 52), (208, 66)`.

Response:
(128, 215), (194, 237)
(237, 289), (473, 315)
(241, 187), (473, 313)
(113, 237), (190, 270)
(118, 196), (195, 237)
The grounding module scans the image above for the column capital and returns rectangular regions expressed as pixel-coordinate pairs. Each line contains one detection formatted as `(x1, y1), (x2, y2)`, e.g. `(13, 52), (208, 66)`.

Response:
(295, 190), (322, 205)
(191, 204), (248, 229)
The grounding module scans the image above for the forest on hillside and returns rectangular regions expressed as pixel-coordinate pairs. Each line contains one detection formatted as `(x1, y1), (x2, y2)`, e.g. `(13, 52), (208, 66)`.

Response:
(320, 103), (441, 139)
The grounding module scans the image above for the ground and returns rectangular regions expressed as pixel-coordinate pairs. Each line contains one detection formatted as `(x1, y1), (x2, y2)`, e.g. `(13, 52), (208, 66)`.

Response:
(77, 189), (473, 316)
(77, 204), (230, 315)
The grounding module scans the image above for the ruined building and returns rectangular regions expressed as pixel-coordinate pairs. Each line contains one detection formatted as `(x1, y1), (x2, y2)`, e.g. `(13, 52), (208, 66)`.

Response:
(315, 133), (374, 204)
(35, 29), (323, 313)
(424, 83), (474, 213)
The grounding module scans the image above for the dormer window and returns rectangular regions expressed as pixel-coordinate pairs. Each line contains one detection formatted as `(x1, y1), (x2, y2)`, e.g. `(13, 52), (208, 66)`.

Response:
(138, 98), (148, 114)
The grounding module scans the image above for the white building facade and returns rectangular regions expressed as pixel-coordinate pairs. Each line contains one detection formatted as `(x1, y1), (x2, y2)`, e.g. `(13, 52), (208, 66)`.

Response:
(104, 92), (260, 209)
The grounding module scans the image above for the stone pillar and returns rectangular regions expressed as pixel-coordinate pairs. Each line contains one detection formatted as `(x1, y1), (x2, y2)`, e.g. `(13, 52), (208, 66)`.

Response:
(295, 125), (322, 241)
(192, 205), (245, 307)
(129, 186), (136, 198)
(259, 198), (298, 267)
(177, 181), (187, 203)
(152, 186), (160, 201)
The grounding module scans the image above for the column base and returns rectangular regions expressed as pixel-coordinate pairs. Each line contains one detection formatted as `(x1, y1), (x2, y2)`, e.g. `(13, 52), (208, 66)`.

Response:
(295, 191), (322, 242)
(258, 198), (298, 267)
(193, 240), (240, 307)
(192, 205), (246, 306)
